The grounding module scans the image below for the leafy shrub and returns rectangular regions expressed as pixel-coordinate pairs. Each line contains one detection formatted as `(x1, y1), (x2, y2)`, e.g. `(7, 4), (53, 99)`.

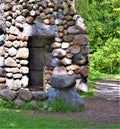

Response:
(90, 38), (120, 74)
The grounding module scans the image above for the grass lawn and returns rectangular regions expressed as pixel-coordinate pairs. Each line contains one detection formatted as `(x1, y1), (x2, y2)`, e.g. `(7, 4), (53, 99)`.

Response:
(0, 109), (120, 129)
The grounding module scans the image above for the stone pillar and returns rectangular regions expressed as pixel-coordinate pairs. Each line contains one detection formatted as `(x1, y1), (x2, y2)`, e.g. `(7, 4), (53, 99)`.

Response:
(0, 7), (6, 90)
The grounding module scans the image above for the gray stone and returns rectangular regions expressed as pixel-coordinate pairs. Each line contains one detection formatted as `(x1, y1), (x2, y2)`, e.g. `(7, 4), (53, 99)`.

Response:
(67, 26), (80, 34)
(69, 45), (81, 54)
(32, 91), (48, 101)
(19, 88), (32, 101)
(14, 98), (25, 107)
(46, 54), (61, 68)
(73, 54), (87, 65)
(22, 23), (58, 38)
(50, 75), (76, 88)
(0, 67), (5, 77)
(0, 34), (5, 45)
(0, 89), (16, 100)
(52, 48), (66, 58)
(53, 66), (67, 75)
(48, 87), (84, 108)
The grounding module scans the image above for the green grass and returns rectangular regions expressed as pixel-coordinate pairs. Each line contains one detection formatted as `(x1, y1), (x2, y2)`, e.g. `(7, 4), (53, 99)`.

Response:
(0, 109), (119, 129)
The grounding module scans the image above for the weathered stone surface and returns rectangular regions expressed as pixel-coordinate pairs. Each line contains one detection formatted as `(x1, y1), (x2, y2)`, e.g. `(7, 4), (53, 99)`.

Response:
(48, 87), (84, 108)
(0, 34), (5, 45)
(76, 79), (88, 92)
(5, 57), (17, 67)
(63, 35), (73, 42)
(46, 54), (61, 68)
(8, 47), (17, 56)
(52, 48), (66, 58)
(16, 48), (29, 59)
(80, 66), (89, 77)
(50, 75), (76, 88)
(52, 42), (61, 48)
(67, 26), (80, 34)
(20, 60), (28, 65)
(0, 77), (6, 83)
(20, 75), (29, 87)
(5, 78), (14, 89)
(32, 91), (48, 101)
(53, 66), (67, 75)
(20, 67), (29, 74)
(61, 42), (70, 49)
(0, 89), (16, 100)
(0, 57), (4, 66)
(19, 88), (32, 101)
(13, 79), (21, 90)
(14, 98), (25, 107)
(4, 41), (12, 47)
(0, 83), (6, 90)
(73, 34), (88, 45)
(61, 57), (72, 65)
(73, 54), (87, 65)
(9, 26), (21, 36)
(22, 23), (58, 37)
(69, 45), (81, 54)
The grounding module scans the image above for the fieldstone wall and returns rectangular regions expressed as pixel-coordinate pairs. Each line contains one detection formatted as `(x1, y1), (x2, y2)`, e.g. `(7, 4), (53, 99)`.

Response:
(0, 0), (89, 108)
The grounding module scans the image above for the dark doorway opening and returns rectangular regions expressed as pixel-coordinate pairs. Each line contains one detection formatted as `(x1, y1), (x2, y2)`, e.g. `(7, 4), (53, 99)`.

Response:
(28, 36), (53, 91)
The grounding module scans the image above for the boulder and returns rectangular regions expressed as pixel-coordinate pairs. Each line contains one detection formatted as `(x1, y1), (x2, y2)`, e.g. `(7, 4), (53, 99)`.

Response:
(0, 89), (16, 100)
(48, 87), (84, 108)
(19, 88), (32, 101)
(50, 75), (76, 88)
(32, 91), (48, 101)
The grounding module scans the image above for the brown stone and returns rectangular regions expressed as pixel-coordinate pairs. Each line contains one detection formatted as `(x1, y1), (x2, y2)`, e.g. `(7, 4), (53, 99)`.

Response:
(63, 35), (73, 42)
(73, 34), (88, 45)
(80, 66), (89, 77)
(66, 52), (74, 58)
(69, 45), (81, 54)
(65, 15), (73, 21)
(0, 83), (6, 90)
(26, 16), (34, 24)
(4, 41), (12, 47)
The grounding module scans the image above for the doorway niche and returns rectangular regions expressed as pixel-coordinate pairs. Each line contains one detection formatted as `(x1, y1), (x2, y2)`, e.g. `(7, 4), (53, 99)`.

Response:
(28, 36), (54, 91)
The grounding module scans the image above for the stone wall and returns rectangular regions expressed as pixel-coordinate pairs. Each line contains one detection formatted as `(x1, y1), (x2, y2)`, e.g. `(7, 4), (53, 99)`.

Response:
(0, 0), (89, 92)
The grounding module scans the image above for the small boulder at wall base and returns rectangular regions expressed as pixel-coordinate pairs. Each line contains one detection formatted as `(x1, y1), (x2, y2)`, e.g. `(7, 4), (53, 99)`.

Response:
(48, 87), (84, 109)
(50, 75), (76, 88)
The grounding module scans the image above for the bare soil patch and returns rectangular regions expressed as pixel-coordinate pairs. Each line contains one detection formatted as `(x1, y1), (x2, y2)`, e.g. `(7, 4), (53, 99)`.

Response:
(29, 97), (120, 124)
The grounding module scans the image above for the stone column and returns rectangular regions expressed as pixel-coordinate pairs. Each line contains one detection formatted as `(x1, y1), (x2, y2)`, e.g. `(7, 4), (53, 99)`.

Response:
(0, 7), (6, 90)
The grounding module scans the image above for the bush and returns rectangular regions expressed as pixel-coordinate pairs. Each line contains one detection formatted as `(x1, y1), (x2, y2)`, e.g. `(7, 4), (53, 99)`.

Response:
(90, 38), (120, 74)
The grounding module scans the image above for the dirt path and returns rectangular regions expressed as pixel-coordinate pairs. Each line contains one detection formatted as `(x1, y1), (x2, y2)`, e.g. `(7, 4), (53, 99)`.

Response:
(25, 79), (120, 124)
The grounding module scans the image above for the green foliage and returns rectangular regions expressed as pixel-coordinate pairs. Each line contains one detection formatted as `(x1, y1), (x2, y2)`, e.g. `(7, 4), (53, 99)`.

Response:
(77, 0), (120, 74)
(49, 99), (84, 112)
(0, 97), (14, 109)
(90, 38), (120, 74)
